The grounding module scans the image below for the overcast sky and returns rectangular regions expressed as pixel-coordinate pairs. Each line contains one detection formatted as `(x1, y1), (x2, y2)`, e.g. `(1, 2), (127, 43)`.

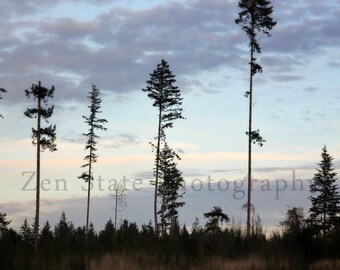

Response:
(1, 0), (340, 231)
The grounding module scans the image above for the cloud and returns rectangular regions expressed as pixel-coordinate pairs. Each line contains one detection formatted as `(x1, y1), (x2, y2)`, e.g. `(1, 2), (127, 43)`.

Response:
(304, 87), (318, 93)
(133, 171), (153, 180)
(261, 55), (305, 72)
(267, 1), (340, 53)
(177, 148), (185, 154)
(272, 75), (304, 82)
(0, 0), (240, 103)
(1, 0), (339, 105)
(102, 134), (142, 148)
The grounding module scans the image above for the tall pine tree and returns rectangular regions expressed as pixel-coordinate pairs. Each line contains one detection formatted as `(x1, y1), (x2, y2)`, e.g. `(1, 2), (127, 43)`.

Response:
(142, 59), (184, 235)
(309, 146), (340, 241)
(24, 81), (57, 253)
(158, 143), (185, 236)
(235, 0), (276, 236)
(79, 84), (107, 239)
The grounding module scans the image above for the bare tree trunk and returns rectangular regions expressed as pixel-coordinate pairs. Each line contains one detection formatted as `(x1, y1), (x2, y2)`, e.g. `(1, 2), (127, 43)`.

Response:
(86, 146), (93, 242)
(154, 108), (162, 236)
(34, 82), (41, 254)
(161, 196), (165, 236)
(247, 30), (254, 238)
(323, 203), (326, 244)
(114, 187), (118, 233)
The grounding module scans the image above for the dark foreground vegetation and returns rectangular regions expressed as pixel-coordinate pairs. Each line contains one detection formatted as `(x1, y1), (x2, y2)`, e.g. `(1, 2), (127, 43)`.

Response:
(1, 212), (340, 270)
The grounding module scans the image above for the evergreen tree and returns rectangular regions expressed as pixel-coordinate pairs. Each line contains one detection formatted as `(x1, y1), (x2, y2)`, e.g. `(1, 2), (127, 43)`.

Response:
(141, 221), (154, 238)
(158, 143), (185, 236)
(40, 221), (53, 241)
(309, 146), (340, 240)
(20, 219), (34, 248)
(180, 224), (190, 240)
(280, 207), (305, 236)
(0, 213), (11, 236)
(39, 221), (54, 255)
(79, 84), (107, 239)
(99, 219), (115, 250)
(204, 206), (229, 233)
(0, 87), (7, 118)
(88, 222), (98, 253)
(142, 59), (185, 235)
(54, 212), (75, 252)
(235, 0), (276, 236)
(191, 217), (203, 235)
(24, 81), (57, 253)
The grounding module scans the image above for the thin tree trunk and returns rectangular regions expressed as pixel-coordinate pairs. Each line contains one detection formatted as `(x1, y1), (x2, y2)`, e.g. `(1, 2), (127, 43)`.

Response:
(114, 188), (118, 233)
(323, 201), (326, 245)
(247, 24), (255, 237)
(34, 82), (41, 254)
(161, 194), (166, 236)
(86, 146), (93, 242)
(154, 107), (162, 236)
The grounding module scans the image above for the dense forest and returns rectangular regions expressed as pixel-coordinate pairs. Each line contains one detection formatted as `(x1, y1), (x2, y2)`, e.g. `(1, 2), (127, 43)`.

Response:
(1, 0), (340, 269)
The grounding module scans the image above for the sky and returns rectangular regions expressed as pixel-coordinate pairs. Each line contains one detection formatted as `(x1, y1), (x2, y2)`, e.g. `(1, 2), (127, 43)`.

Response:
(1, 0), (340, 232)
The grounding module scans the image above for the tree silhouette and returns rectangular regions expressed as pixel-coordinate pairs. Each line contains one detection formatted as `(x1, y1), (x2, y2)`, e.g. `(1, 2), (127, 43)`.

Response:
(40, 221), (54, 245)
(20, 219), (34, 248)
(79, 84), (107, 240)
(99, 219), (115, 250)
(235, 0), (276, 236)
(191, 217), (203, 235)
(158, 143), (185, 236)
(24, 81), (57, 253)
(142, 59), (184, 235)
(280, 207), (305, 236)
(0, 87), (7, 118)
(112, 183), (127, 232)
(39, 220), (54, 258)
(53, 212), (77, 256)
(204, 206), (230, 233)
(0, 213), (11, 236)
(309, 146), (340, 241)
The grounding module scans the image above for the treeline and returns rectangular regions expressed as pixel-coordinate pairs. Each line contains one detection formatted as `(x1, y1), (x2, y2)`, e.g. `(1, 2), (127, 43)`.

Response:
(1, 145), (339, 269)
(0, 210), (340, 270)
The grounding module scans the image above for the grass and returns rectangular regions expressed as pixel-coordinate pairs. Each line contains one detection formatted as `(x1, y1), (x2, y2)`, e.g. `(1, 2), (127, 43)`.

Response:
(90, 254), (340, 270)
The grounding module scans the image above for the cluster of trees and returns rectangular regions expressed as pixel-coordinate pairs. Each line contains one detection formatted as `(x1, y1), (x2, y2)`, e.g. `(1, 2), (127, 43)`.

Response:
(2, 141), (339, 269)
(142, 59), (185, 235)
(0, 205), (339, 270)
(281, 147), (340, 246)
(0, 59), (187, 254)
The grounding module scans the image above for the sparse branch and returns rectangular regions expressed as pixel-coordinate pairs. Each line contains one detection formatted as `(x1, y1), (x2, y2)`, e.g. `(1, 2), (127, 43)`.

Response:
(235, 0), (276, 236)
(204, 206), (230, 233)
(24, 81), (57, 254)
(0, 87), (7, 118)
(112, 183), (127, 231)
(79, 84), (107, 241)
(246, 129), (266, 147)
